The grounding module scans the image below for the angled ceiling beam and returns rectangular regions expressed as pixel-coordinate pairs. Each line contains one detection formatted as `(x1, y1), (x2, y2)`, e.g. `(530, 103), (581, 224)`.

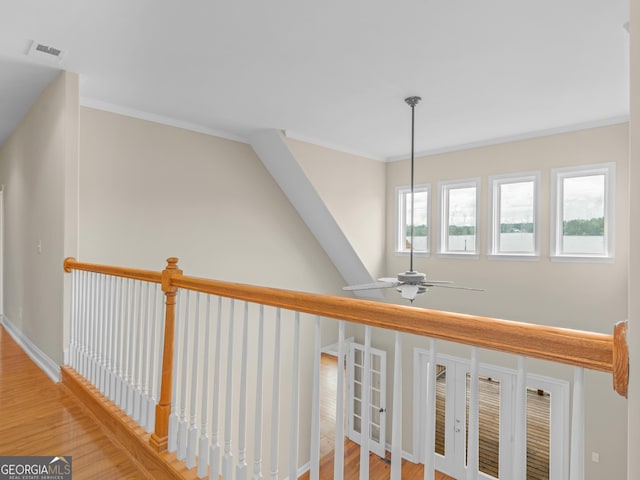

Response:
(249, 129), (382, 299)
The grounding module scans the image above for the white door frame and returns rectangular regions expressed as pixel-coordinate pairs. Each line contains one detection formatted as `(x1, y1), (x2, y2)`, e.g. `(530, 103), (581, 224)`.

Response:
(346, 341), (387, 458)
(413, 348), (570, 480)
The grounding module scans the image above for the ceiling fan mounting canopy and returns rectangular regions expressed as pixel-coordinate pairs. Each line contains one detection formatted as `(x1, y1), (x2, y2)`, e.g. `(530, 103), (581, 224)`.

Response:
(405, 96), (422, 108)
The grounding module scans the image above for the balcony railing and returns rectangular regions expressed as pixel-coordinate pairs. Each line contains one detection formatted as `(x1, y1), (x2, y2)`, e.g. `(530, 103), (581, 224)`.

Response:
(63, 257), (628, 480)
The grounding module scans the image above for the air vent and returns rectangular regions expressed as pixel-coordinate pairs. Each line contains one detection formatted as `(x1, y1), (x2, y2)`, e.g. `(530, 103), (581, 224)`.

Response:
(26, 40), (65, 64)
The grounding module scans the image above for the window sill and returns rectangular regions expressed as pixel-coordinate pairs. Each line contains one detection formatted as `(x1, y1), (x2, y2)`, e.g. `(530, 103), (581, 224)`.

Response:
(488, 254), (540, 262)
(395, 251), (429, 257)
(550, 255), (615, 264)
(436, 252), (480, 260)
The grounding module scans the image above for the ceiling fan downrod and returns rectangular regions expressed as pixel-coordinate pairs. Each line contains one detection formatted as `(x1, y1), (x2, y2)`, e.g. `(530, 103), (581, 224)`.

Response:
(405, 95), (421, 273)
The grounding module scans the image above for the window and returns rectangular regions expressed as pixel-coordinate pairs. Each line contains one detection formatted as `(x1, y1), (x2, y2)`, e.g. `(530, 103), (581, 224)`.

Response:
(396, 185), (429, 254)
(489, 172), (539, 258)
(439, 179), (480, 256)
(551, 163), (615, 260)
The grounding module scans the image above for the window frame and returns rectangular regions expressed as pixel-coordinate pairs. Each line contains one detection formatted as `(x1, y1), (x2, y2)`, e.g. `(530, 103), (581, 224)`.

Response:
(438, 178), (480, 258)
(396, 184), (430, 256)
(550, 162), (616, 262)
(488, 171), (540, 260)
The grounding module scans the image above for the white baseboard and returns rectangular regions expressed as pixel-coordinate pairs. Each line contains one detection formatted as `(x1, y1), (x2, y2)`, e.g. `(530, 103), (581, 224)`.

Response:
(283, 461), (310, 480)
(1, 315), (60, 382)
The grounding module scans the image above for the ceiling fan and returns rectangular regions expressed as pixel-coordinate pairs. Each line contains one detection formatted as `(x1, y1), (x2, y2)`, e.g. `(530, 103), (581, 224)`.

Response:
(343, 96), (483, 302)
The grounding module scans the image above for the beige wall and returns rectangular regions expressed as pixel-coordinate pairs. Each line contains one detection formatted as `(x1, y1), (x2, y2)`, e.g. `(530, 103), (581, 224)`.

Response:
(286, 138), (387, 280)
(382, 124), (629, 479)
(0, 71), (79, 366)
(78, 108), (345, 295)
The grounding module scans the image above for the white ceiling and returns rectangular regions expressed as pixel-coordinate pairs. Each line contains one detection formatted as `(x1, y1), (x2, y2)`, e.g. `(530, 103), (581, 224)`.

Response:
(0, 0), (630, 160)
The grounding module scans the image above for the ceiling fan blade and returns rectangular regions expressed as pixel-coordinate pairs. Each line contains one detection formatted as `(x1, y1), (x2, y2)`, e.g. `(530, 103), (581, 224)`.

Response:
(426, 284), (484, 291)
(398, 284), (420, 300)
(420, 280), (453, 285)
(378, 277), (402, 286)
(343, 281), (396, 291)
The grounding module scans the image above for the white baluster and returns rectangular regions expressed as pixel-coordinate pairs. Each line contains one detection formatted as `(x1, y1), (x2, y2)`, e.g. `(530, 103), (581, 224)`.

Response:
(309, 316), (321, 480)
(80, 271), (90, 377)
(333, 320), (346, 480)
(106, 276), (114, 397)
(103, 275), (112, 399)
(198, 295), (213, 479)
(209, 297), (223, 480)
(288, 312), (301, 480)
(237, 302), (250, 480)
(126, 280), (137, 416)
(109, 276), (118, 403)
(84, 272), (93, 379)
(359, 325), (372, 479)
(119, 278), (130, 410)
(390, 332), (403, 480)
(222, 299), (236, 479)
(424, 339), (437, 480)
(133, 281), (144, 422)
(466, 347), (479, 480)
(97, 273), (107, 394)
(112, 276), (121, 401)
(140, 283), (151, 429)
(82, 272), (93, 381)
(570, 367), (585, 480)
(90, 272), (99, 385)
(69, 271), (78, 369)
(513, 356), (527, 479)
(270, 309), (282, 480)
(115, 277), (125, 409)
(177, 290), (191, 460)
(187, 293), (202, 469)
(168, 289), (182, 453)
(252, 305), (265, 480)
(147, 283), (161, 432)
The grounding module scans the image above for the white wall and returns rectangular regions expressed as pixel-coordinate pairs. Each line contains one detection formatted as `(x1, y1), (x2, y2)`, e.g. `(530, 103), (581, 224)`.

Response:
(627, 0), (639, 478)
(380, 124), (629, 479)
(0, 71), (79, 366)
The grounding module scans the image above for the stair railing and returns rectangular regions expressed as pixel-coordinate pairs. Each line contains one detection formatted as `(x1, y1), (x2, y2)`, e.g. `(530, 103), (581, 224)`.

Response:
(63, 257), (628, 480)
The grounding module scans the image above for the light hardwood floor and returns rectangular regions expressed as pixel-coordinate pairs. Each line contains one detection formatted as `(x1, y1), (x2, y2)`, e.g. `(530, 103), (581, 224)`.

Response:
(0, 326), (146, 479)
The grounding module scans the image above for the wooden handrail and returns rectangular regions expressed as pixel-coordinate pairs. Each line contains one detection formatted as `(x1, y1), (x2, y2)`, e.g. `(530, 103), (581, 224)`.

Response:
(64, 257), (162, 284)
(63, 256), (622, 374)
(613, 320), (629, 398)
(63, 256), (629, 454)
(172, 275), (615, 373)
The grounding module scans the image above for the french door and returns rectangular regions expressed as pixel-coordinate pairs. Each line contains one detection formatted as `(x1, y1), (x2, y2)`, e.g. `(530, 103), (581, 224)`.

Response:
(415, 351), (569, 480)
(346, 341), (387, 458)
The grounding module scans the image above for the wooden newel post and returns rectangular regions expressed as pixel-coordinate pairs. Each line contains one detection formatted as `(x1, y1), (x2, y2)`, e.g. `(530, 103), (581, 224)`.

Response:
(150, 257), (183, 452)
(613, 320), (629, 398)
